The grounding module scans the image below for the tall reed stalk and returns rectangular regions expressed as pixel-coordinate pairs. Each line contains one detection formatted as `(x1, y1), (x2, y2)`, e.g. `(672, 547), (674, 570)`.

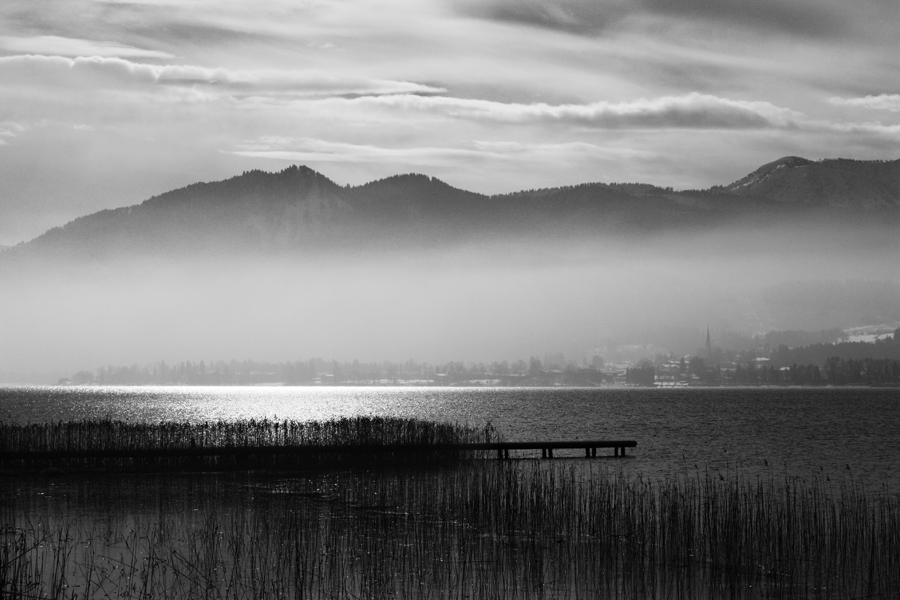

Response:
(3, 463), (899, 599)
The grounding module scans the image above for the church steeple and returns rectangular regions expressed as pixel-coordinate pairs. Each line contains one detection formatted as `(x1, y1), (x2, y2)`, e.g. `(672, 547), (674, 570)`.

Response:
(706, 327), (712, 362)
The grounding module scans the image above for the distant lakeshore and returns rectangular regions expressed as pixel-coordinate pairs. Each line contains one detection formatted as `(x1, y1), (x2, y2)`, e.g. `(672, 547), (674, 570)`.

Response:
(52, 364), (900, 388)
(48, 381), (900, 389)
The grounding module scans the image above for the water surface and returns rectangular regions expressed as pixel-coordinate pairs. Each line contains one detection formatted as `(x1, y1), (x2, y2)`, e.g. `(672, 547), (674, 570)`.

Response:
(2, 386), (898, 491)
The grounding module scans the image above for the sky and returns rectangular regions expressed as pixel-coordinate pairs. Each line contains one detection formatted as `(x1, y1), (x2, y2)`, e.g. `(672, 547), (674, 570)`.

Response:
(1, 0), (899, 246)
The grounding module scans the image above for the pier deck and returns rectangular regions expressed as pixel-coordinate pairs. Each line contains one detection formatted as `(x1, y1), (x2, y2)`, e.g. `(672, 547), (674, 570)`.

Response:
(0, 440), (636, 462)
(474, 440), (636, 459)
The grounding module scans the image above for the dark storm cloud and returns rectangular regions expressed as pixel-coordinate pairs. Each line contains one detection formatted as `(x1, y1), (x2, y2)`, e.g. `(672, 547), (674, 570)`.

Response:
(454, 0), (845, 38)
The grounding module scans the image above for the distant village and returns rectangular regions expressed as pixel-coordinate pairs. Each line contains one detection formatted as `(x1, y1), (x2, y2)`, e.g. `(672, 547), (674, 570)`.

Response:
(63, 326), (900, 387)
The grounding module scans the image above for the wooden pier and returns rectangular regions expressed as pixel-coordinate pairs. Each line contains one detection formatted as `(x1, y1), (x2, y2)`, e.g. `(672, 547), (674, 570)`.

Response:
(0, 440), (636, 462)
(476, 440), (637, 460)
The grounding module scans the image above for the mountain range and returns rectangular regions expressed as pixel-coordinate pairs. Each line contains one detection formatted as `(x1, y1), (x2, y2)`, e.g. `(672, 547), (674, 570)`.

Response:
(3, 156), (899, 263)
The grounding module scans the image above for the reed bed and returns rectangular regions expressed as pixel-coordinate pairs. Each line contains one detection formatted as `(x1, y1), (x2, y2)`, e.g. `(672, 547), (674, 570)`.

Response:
(3, 464), (900, 599)
(0, 416), (491, 452)
(0, 416), (494, 471)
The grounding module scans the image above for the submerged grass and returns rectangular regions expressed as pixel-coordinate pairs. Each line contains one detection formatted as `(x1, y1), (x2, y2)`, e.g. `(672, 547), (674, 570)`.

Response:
(3, 462), (900, 599)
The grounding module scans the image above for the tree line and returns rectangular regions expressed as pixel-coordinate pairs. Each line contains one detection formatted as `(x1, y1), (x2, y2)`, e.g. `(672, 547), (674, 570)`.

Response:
(69, 357), (594, 386)
(67, 330), (900, 387)
(769, 329), (900, 367)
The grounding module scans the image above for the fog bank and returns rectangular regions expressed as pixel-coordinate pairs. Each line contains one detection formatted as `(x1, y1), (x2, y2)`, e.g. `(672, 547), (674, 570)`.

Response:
(1, 220), (898, 378)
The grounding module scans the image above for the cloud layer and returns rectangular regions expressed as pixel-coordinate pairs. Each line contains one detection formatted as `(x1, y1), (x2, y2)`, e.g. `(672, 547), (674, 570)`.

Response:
(829, 95), (900, 113)
(0, 35), (174, 58)
(453, 0), (846, 38)
(0, 54), (445, 96)
(336, 93), (803, 129)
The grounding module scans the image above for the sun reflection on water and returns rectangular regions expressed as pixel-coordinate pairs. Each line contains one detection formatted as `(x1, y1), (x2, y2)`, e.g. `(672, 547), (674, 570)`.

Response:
(2, 385), (900, 492)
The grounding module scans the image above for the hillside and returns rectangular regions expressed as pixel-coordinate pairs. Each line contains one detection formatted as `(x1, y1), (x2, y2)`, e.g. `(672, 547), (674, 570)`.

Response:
(723, 157), (900, 209)
(2, 156), (898, 263)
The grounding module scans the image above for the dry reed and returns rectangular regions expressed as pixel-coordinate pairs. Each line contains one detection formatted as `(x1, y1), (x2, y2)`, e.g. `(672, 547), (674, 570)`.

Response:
(3, 461), (899, 599)
(0, 416), (494, 471)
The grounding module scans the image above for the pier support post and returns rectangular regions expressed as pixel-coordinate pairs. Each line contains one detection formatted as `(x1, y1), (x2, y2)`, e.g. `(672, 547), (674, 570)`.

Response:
(548, 448), (553, 459)
(591, 447), (597, 457)
(585, 447), (590, 458)
(541, 448), (547, 459)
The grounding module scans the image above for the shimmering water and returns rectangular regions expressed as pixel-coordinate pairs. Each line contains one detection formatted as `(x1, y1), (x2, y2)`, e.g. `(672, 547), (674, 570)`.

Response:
(2, 385), (899, 492)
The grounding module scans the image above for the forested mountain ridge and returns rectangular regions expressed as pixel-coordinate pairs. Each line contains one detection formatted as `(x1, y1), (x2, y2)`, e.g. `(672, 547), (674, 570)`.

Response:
(3, 157), (899, 263)
(722, 156), (900, 209)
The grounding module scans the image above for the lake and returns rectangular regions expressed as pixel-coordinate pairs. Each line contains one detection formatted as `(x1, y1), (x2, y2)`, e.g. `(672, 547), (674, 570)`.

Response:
(2, 385), (899, 492)
(5, 385), (900, 599)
